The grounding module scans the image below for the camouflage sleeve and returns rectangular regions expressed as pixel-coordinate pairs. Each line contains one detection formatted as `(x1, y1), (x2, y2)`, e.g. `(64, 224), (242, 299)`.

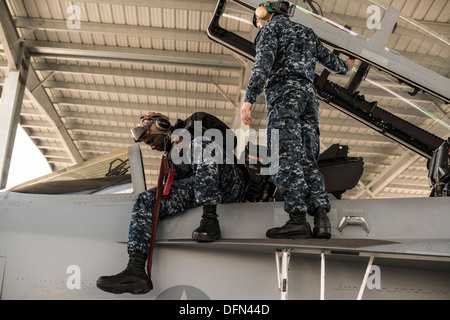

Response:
(244, 26), (279, 104)
(314, 33), (349, 74)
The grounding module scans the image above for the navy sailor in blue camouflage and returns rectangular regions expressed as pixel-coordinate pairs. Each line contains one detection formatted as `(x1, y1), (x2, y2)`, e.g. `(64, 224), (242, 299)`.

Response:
(241, 1), (355, 239)
(97, 112), (245, 295)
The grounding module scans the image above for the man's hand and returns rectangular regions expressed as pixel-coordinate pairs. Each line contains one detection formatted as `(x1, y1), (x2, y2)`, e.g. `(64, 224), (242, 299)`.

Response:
(241, 102), (253, 126)
(345, 58), (355, 71)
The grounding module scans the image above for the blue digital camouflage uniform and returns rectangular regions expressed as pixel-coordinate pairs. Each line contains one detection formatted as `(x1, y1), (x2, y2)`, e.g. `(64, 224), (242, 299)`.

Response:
(127, 136), (244, 254)
(244, 15), (348, 215)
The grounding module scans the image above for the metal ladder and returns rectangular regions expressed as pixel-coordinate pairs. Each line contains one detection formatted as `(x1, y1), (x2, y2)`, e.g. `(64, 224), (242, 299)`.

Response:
(275, 248), (375, 300)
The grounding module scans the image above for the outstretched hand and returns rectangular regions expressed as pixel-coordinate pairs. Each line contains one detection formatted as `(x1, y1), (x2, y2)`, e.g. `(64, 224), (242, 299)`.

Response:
(241, 102), (253, 126)
(345, 58), (355, 71)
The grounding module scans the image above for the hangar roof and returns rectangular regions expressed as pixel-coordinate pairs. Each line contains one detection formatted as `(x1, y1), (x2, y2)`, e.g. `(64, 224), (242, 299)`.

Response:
(1, 0), (449, 199)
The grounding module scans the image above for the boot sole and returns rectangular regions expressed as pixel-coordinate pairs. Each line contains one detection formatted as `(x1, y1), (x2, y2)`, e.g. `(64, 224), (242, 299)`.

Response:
(313, 233), (331, 239)
(266, 232), (312, 239)
(192, 233), (221, 242)
(313, 228), (331, 239)
(96, 280), (152, 295)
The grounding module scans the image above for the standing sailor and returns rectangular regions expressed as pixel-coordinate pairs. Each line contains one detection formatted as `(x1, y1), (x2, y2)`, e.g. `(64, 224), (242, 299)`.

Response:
(241, 1), (355, 239)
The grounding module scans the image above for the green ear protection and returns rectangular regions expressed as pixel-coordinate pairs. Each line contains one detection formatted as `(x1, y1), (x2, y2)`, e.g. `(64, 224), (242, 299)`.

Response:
(252, 1), (296, 28)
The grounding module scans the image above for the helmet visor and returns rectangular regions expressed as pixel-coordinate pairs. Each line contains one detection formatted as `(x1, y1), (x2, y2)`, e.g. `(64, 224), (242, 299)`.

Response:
(131, 121), (152, 142)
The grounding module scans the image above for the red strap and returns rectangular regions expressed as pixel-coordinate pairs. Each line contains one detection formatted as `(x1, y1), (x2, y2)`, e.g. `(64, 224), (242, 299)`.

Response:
(162, 168), (176, 198)
(146, 155), (169, 288)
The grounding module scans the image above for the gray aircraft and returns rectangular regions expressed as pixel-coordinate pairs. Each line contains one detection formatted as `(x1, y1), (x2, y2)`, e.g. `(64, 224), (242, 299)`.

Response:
(1, 0), (449, 300)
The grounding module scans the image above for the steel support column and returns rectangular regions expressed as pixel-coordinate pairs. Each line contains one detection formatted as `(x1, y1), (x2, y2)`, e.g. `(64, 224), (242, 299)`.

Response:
(0, 0), (32, 189)
(0, 47), (30, 189)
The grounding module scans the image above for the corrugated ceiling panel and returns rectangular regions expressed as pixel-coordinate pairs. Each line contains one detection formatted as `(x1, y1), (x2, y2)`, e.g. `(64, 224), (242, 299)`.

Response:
(2, 0), (448, 197)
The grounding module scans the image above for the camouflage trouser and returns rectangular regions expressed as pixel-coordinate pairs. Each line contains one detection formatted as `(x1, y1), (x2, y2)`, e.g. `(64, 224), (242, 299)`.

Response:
(267, 88), (330, 215)
(127, 160), (244, 254)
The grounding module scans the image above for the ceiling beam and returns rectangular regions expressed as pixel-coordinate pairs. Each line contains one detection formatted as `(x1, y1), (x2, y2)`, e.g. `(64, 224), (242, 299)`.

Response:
(54, 97), (237, 117)
(29, 52), (241, 74)
(72, 133), (132, 146)
(65, 123), (133, 136)
(24, 40), (240, 69)
(71, 0), (217, 11)
(33, 62), (240, 86)
(420, 21), (450, 36)
(14, 17), (210, 42)
(45, 80), (232, 103)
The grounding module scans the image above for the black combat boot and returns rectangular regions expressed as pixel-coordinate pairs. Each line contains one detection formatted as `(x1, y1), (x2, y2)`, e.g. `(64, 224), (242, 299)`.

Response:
(313, 207), (331, 239)
(96, 251), (152, 294)
(192, 204), (221, 242)
(266, 212), (312, 239)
